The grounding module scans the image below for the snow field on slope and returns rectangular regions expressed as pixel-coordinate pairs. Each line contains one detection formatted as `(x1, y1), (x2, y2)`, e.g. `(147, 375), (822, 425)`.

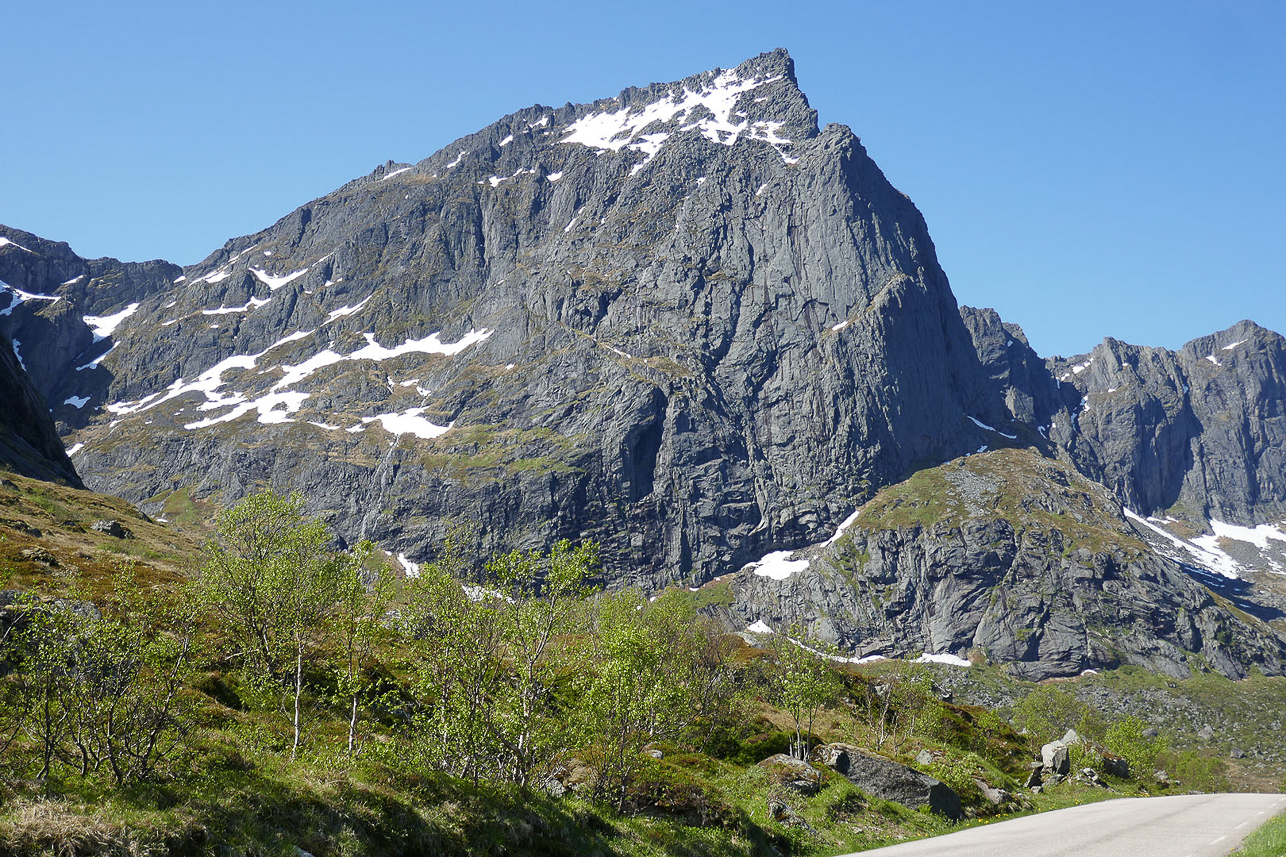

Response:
(561, 69), (796, 165)
(103, 328), (492, 435)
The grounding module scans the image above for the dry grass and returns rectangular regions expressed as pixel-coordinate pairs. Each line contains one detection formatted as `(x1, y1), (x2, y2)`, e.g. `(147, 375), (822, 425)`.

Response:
(0, 798), (201, 857)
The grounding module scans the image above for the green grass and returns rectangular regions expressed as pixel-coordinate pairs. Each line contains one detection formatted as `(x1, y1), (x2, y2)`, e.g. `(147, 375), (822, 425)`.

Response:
(1232, 811), (1286, 856)
(850, 448), (1150, 558)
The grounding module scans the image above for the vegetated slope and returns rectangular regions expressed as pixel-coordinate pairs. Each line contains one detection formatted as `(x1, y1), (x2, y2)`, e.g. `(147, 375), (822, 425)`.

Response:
(0, 49), (1004, 588)
(728, 447), (1286, 680)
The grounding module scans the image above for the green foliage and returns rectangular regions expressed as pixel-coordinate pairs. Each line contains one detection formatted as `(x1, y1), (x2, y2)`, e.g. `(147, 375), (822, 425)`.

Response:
(0, 566), (193, 785)
(196, 489), (353, 757)
(1011, 684), (1089, 746)
(857, 663), (941, 753)
(575, 591), (738, 810)
(759, 629), (842, 760)
(1103, 716), (1167, 780)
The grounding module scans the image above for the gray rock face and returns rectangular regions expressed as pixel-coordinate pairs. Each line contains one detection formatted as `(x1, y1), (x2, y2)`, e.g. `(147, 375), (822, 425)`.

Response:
(730, 448), (1286, 680)
(815, 742), (961, 819)
(0, 227), (182, 433)
(0, 50), (1003, 589)
(0, 327), (81, 487)
(964, 309), (1286, 530)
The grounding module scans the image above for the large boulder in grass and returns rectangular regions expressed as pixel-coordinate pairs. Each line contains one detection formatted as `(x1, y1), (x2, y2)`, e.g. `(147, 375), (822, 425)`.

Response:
(757, 753), (822, 795)
(815, 743), (962, 819)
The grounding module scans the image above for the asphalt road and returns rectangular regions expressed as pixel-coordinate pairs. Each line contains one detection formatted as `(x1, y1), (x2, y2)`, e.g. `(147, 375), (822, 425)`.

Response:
(846, 793), (1286, 857)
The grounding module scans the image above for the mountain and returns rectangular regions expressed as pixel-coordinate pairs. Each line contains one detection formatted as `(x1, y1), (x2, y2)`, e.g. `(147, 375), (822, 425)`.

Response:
(727, 447), (1286, 681)
(964, 309), (1286, 529)
(0, 49), (1005, 588)
(2, 49), (1284, 681)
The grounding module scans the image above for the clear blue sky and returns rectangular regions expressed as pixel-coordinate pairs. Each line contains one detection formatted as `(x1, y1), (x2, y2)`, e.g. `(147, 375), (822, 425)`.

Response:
(4, 0), (1282, 358)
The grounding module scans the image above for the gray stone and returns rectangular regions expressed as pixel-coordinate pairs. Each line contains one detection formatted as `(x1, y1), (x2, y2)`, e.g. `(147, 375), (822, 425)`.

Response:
(758, 753), (821, 795)
(1042, 743), (1070, 777)
(815, 743), (961, 819)
(90, 519), (134, 539)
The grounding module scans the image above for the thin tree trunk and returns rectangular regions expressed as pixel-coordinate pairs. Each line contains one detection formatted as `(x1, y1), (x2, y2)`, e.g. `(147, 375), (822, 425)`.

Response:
(292, 641), (303, 759)
(348, 693), (358, 756)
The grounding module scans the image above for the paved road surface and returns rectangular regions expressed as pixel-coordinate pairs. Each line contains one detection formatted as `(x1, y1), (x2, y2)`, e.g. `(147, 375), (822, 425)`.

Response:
(846, 793), (1286, 857)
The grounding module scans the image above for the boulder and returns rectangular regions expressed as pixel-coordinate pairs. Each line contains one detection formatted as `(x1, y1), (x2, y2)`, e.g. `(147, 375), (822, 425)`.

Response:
(91, 519), (134, 539)
(815, 743), (961, 819)
(1041, 742), (1070, 776)
(0, 518), (41, 537)
(19, 546), (57, 567)
(974, 778), (1010, 806)
(540, 758), (595, 797)
(758, 753), (822, 795)
(1041, 729), (1079, 776)
(1101, 753), (1129, 778)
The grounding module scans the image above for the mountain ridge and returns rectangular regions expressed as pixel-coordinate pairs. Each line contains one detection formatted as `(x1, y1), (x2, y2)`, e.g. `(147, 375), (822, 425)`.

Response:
(1, 49), (1284, 680)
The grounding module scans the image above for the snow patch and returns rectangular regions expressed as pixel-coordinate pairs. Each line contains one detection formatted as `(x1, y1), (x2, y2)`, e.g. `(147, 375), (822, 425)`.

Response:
(914, 653), (972, 668)
(561, 69), (794, 164)
(65, 442), (84, 456)
(350, 328), (493, 360)
(251, 267), (308, 291)
(445, 150), (467, 169)
(747, 549), (810, 581)
(379, 166), (412, 181)
(63, 395), (90, 409)
(1, 283), (60, 316)
(76, 344), (116, 370)
(1222, 339), (1248, 351)
(546, 171), (564, 182)
(822, 508), (862, 548)
(0, 236), (34, 253)
(362, 408), (453, 439)
(746, 620), (773, 634)
(967, 415), (1018, 439)
(1206, 519), (1286, 552)
(830, 319), (850, 332)
(11, 339), (24, 370)
(396, 553), (420, 578)
(1205, 354), (1222, 366)
(202, 297), (270, 315)
(1124, 509), (1241, 579)
(325, 295), (373, 322)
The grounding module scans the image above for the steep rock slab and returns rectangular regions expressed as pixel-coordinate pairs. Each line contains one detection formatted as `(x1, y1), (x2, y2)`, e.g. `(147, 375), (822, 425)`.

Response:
(7, 50), (1002, 587)
(0, 329), (81, 487)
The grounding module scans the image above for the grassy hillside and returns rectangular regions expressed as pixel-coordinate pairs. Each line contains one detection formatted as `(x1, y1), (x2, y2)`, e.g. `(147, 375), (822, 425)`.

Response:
(0, 473), (1275, 856)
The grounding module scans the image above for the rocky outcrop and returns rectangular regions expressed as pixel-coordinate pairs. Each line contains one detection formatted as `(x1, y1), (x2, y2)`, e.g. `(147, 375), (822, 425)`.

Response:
(0, 50), (1004, 589)
(0, 328), (81, 487)
(730, 448), (1286, 680)
(814, 743), (961, 818)
(757, 754), (822, 794)
(0, 227), (182, 433)
(964, 309), (1286, 530)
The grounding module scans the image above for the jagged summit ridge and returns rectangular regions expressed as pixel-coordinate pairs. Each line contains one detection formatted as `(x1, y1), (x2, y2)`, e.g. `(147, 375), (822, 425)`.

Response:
(560, 50), (816, 167)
